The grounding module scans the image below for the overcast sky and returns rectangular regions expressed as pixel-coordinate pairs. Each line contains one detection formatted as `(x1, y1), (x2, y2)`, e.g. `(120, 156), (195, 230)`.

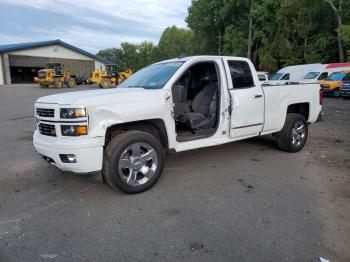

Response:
(0, 0), (191, 53)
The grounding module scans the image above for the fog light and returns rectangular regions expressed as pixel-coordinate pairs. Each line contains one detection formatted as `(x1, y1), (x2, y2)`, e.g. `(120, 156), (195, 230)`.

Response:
(59, 154), (77, 163)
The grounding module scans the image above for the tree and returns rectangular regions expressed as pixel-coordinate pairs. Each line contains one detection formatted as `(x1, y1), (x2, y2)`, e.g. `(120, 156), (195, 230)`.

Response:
(97, 0), (350, 73)
(247, 0), (254, 59)
(157, 26), (197, 59)
(324, 0), (345, 62)
(341, 25), (350, 60)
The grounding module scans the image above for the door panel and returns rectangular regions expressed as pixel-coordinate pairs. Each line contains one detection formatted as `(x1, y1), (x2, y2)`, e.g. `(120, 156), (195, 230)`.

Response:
(223, 58), (264, 138)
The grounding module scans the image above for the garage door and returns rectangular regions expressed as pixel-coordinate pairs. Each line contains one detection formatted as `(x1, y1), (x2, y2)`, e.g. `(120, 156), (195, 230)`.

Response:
(8, 55), (95, 83)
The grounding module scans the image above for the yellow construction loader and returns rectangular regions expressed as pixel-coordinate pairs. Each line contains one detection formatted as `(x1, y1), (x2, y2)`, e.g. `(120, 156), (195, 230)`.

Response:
(89, 64), (133, 89)
(34, 63), (77, 88)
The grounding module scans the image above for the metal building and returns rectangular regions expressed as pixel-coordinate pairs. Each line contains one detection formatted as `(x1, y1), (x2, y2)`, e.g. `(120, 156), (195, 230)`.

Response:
(0, 39), (111, 85)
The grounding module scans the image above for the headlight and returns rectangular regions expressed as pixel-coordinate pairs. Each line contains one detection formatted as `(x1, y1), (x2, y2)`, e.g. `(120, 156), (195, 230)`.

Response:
(60, 108), (86, 119)
(61, 125), (88, 136)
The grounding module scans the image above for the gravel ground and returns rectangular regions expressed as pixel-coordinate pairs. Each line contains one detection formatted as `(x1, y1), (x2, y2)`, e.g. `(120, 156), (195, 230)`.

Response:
(0, 84), (349, 262)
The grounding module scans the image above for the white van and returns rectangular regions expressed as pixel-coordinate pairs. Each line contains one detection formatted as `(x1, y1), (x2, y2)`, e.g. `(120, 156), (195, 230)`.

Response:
(302, 63), (350, 84)
(269, 64), (322, 85)
(257, 71), (269, 85)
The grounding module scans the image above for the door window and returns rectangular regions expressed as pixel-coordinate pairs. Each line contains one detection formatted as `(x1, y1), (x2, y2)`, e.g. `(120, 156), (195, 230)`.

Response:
(228, 61), (254, 89)
(258, 74), (266, 81)
(318, 72), (328, 80)
(281, 73), (290, 80)
(343, 73), (350, 82)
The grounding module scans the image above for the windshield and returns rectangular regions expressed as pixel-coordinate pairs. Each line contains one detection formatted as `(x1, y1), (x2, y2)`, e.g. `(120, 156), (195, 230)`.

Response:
(326, 72), (345, 81)
(119, 62), (184, 89)
(270, 73), (283, 80)
(304, 72), (320, 79)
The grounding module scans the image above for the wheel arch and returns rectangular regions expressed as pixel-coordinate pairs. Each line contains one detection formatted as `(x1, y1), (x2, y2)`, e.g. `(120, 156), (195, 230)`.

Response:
(105, 119), (169, 150)
(287, 103), (310, 121)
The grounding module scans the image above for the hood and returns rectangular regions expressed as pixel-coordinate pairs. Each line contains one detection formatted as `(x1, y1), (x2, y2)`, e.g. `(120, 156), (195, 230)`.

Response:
(35, 88), (168, 106)
(319, 80), (342, 85)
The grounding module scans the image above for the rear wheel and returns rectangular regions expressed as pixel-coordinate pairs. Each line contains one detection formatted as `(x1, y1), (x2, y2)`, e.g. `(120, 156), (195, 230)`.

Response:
(66, 77), (76, 88)
(99, 78), (111, 89)
(102, 131), (165, 194)
(276, 113), (308, 153)
(53, 78), (63, 89)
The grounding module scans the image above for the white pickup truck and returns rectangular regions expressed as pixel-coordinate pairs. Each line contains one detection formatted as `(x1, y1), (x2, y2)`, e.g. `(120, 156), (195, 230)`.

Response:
(33, 56), (322, 194)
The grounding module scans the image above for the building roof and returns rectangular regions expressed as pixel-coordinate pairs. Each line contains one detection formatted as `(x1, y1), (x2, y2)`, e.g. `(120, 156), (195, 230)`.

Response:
(0, 39), (112, 64)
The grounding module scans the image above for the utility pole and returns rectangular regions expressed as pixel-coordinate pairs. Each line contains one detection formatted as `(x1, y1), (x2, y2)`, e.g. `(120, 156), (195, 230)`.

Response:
(247, 0), (253, 59)
(324, 0), (344, 62)
(219, 29), (221, 56)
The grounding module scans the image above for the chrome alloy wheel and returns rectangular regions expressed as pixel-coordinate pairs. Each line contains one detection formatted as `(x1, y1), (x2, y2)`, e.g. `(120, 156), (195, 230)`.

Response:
(118, 143), (158, 186)
(291, 120), (306, 147)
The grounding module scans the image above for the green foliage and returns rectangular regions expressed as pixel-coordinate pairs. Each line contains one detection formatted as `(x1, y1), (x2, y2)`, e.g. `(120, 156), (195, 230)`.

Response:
(158, 26), (197, 59)
(342, 25), (350, 60)
(187, 0), (350, 71)
(97, 0), (350, 72)
(97, 27), (196, 72)
(96, 41), (159, 71)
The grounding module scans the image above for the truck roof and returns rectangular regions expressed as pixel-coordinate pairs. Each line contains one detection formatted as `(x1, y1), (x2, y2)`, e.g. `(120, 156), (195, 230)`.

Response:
(155, 55), (250, 64)
(325, 63), (350, 69)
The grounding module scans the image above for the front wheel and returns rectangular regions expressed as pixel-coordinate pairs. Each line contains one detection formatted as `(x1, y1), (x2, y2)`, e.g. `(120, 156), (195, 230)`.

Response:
(275, 113), (308, 153)
(53, 78), (63, 89)
(99, 78), (111, 89)
(66, 77), (76, 88)
(102, 131), (165, 194)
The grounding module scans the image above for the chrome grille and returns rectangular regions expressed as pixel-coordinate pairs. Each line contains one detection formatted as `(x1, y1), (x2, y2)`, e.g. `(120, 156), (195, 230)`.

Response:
(38, 123), (56, 137)
(36, 108), (55, 118)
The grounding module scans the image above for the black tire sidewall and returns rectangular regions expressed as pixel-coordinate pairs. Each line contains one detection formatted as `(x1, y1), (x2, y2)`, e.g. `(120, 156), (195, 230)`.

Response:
(106, 132), (165, 194)
(277, 113), (308, 153)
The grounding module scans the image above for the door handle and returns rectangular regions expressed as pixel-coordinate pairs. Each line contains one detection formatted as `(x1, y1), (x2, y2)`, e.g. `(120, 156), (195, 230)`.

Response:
(253, 94), (263, 98)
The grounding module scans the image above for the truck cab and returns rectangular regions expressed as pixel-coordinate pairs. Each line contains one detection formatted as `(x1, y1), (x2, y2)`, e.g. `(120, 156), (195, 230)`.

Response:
(33, 56), (322, 194)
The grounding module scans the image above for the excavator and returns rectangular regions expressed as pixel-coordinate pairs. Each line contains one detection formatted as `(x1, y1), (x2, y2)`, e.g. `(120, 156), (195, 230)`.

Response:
(89, 64), (133, 89)
(34, 63), (76, 88)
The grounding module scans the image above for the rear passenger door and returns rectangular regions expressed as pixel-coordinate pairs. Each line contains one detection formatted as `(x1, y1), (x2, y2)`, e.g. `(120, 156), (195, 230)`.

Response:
(223, 59), (264, 138)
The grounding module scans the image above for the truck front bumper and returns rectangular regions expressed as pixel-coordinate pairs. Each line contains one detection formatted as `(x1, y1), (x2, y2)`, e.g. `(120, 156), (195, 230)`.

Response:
(33, 131), (104, 173)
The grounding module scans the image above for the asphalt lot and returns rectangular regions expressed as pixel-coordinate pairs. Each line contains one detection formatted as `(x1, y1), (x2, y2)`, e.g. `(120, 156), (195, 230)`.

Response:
(0, 84), (349, 262)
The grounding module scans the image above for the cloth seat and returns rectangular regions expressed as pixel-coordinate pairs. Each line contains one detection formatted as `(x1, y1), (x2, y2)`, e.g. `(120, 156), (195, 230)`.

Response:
(178, 82), (218, 130)
(172, 71), (191, 117)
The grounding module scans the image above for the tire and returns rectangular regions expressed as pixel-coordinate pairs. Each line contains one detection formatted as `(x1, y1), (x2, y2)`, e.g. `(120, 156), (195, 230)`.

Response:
(275, 113), (308, 153)
(333, 88), (341, 98)
(66, 77), (76, 88)
(53, 78), (63, 89)
(99, 78), (111, 89)
(39, 84), (49, 88)
(102, 131), (165, 194)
